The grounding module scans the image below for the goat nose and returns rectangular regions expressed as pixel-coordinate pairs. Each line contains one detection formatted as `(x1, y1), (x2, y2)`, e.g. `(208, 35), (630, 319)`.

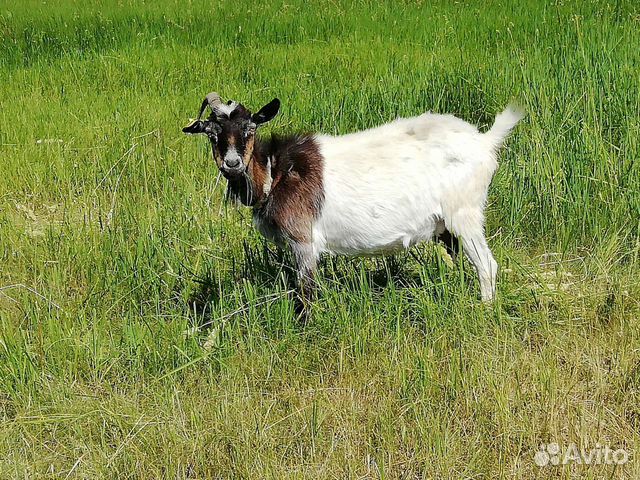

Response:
(225, 157), (240, 168)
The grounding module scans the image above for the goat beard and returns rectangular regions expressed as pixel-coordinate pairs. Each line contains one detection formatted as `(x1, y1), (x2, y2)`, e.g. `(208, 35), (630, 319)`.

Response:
(225, 171), (255, 207)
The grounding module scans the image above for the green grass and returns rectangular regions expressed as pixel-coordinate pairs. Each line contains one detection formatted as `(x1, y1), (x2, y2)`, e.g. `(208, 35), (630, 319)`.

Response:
(1, 0), (640, 478)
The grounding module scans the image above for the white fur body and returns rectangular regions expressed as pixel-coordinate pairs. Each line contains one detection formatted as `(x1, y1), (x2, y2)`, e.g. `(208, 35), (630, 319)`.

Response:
(309, 107), (523, 300)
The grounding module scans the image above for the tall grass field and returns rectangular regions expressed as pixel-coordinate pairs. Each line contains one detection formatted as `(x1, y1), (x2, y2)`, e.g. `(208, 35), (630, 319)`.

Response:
(1, 0), (639, 478)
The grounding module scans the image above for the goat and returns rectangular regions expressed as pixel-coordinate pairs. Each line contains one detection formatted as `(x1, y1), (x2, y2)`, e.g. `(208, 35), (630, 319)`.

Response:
(183, 93), (522, 303)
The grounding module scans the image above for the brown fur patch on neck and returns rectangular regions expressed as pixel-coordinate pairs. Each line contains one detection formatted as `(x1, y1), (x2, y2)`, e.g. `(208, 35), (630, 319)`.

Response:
(252, 135), (324, 245)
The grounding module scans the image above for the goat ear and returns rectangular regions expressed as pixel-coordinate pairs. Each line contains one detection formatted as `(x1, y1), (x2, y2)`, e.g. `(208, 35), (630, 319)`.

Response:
(252, 98), (280, 125)
(182, 119), (207, 134)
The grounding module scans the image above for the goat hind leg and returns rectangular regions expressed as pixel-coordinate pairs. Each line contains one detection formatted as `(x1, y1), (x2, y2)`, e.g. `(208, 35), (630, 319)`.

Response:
(459, 232), (498, 302)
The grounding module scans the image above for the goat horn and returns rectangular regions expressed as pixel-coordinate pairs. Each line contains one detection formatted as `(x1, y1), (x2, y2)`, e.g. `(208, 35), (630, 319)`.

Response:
(197, 92), (222, 120)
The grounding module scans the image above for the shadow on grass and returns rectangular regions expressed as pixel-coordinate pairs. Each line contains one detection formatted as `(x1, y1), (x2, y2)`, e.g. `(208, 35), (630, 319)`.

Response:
(184, 240), (465, 329)
(183, 240), (297, 329)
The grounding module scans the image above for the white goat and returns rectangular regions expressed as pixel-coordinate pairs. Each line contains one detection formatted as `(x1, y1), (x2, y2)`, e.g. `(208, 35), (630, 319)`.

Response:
(183, 93), (523, 303)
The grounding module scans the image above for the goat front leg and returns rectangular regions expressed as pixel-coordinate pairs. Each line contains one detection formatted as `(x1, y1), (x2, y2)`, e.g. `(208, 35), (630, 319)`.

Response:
(291, 242), (318, 319)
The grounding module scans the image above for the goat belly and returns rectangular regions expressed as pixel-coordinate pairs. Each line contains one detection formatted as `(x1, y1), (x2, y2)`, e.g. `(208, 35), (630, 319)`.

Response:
(313, 205), (439, 255)
(312, 169), (443, 255)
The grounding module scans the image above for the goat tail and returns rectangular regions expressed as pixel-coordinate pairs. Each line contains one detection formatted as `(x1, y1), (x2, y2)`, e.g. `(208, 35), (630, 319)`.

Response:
(486, 103), (524, 149)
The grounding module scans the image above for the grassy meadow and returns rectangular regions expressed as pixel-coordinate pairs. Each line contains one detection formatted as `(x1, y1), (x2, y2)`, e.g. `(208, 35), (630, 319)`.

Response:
(1, 0), (640, 477)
